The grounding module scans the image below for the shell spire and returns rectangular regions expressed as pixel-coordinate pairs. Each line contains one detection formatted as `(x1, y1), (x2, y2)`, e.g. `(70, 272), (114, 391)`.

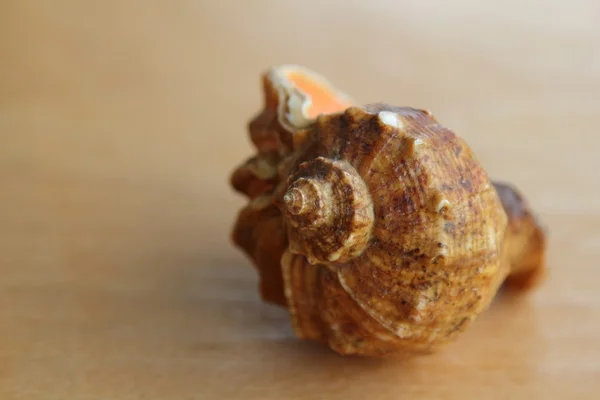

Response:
(281, 157), (374, 265)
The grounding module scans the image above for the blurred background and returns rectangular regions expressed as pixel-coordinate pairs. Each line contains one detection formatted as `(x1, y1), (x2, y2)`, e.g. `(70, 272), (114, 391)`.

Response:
(1, 1), (599, 398)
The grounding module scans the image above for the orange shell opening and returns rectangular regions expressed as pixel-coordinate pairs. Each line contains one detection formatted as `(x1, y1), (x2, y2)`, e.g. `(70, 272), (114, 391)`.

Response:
(286, 71), (352, 118)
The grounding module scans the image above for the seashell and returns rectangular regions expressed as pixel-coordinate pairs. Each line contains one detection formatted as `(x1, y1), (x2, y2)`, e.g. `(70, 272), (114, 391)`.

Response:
(230, 66), (547, 356)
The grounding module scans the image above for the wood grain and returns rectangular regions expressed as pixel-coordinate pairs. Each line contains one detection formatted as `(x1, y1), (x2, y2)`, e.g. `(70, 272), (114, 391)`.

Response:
(1, 1), (599, 398)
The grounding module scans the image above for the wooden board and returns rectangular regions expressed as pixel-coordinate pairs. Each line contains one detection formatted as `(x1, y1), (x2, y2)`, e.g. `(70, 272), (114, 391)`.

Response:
(1, 1), (599, 398)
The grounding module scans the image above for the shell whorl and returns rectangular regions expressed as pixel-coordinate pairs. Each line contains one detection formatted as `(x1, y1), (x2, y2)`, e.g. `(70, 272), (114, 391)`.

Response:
(280, 157), (374, 265)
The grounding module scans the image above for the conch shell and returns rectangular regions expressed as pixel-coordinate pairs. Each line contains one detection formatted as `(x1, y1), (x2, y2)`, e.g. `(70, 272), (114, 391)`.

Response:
(231, 65), (546, 356)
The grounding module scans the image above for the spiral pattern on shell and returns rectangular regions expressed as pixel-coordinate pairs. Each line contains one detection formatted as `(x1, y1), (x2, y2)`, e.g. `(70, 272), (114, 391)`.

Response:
(282, 157), (374, 265)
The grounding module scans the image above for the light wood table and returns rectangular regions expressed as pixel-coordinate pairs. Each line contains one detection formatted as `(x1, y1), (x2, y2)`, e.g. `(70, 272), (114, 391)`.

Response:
(2, 1), (599, 398)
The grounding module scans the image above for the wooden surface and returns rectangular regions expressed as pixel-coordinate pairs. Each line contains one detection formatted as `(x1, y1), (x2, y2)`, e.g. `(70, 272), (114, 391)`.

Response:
(1, 1), (599, 398)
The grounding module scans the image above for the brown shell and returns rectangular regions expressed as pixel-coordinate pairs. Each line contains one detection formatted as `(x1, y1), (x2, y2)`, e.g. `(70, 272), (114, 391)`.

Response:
(230, 66), (547, 356)
(278, 104), (508, 355)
